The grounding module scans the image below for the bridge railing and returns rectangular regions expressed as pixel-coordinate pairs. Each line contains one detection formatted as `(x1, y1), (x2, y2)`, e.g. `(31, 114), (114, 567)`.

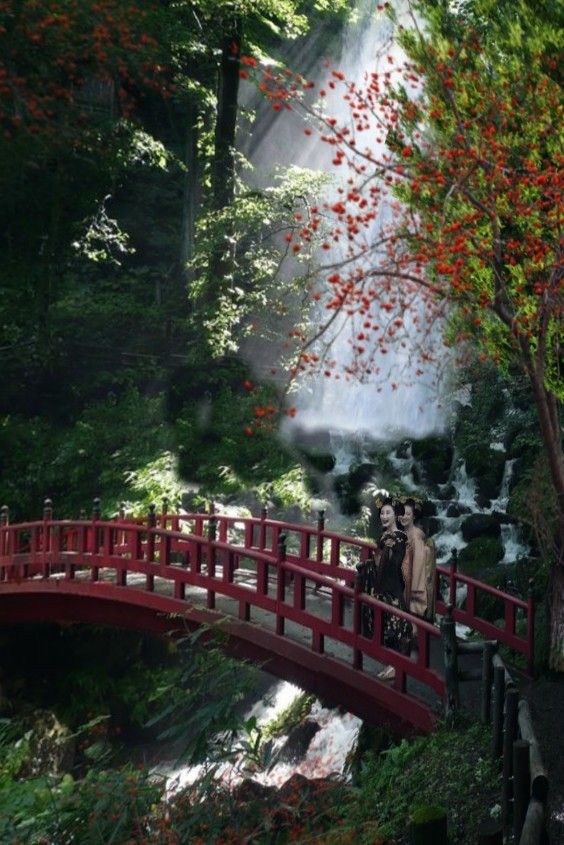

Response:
(158, 511), (535, 674)
(435, 553), (535, 676)
(0, 507), (535, 675)
(0, 517), (445, 729)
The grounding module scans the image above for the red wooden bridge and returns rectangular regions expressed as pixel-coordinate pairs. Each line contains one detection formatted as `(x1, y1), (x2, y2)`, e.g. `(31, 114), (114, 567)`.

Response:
(0, 503), (535, 735)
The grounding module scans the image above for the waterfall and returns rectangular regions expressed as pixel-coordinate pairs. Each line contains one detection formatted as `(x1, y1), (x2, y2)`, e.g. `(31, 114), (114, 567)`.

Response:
(245, 0), (449, 442)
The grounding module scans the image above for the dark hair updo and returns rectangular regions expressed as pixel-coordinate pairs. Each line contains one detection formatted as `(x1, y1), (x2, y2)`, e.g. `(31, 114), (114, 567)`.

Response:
(378, 497), (405, 518)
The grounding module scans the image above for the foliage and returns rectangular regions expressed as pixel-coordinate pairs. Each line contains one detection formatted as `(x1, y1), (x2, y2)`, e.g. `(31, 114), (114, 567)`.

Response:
(188, 165), (333, 358)
(263, 692), (316, 739)
(343, 722), (501, 844)
(147, 625), (259, 765)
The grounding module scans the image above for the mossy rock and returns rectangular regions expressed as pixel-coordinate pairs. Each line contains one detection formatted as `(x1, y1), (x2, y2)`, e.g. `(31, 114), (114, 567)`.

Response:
(333, 463), (376, 515)
(298, 449), (336, 474)
(461, 514), (501, 542)
(411, 437), (454, 485)
(459, 537), (504, 576)
(462, 446), (506, 500)
(409, 803), (448, 845)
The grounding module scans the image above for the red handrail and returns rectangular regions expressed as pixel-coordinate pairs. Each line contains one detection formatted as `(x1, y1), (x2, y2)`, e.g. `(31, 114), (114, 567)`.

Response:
(0, 509), (536, 730)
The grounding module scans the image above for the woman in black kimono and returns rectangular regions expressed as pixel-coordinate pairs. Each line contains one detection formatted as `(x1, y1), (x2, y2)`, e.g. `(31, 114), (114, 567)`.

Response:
(358, 498), (413, 681)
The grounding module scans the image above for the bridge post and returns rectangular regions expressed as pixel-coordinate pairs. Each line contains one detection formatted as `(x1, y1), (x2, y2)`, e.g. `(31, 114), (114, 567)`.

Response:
(161, 497), (169, 529)
(276, 534), (287, 635)
(316, 509), (325, 563)
(259, 506), (267, 550)
(206, 504), (217, 608)
(449, 548), (458, 608)
(118, 502), (126, 521)
(41, 499), (53, 578)
(0, 506), (8, 579)
(145, 504), (157, 591)
(91, 498), (101, 580)
(527, 579), (536, 677)
(440, 603), (459, 722)
(353, 569), (363, 669)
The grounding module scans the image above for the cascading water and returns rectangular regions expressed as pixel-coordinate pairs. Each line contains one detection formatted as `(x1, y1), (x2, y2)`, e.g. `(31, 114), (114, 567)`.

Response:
(246, 0), (449, 442)
(153, 678), (360, 795)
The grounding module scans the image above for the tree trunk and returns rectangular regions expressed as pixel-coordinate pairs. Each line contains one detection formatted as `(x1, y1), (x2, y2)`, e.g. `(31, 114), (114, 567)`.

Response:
(212, 22), (241, 211)
(180, 97), (200, 277)
(528, 368), (564, 560)
(548, 553), (564, 671)
(526, 365), (564, 670)
(205, 20), (242, 307)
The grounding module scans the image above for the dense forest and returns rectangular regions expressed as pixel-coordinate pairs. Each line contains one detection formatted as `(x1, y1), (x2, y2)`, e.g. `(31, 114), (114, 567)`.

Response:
(0, 0), (562, 842)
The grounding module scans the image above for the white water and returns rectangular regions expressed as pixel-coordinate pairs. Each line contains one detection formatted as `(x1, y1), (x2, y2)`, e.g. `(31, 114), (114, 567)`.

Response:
(246, 0), (449, 440)
(155, 679), (361, 795)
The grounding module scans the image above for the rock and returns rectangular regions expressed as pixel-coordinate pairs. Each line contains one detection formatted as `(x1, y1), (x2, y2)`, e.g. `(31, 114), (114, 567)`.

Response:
(232, 778), (274, 805)
(395, 440), (411, 459)
(459, 537), (505, 575)
(461, 514), (501, 541)
(411, 437), (454, 485)
(463, 446), (506, 501)
(446, 503), (472, 518)
(333, 463), (376, 515)
(17, 710), (75, 778)
(300, 450), (336, 474)
(491, 510), (517, 525)
(437, 483), (455, 501)
(275, 720), (321, 764)
(423, 517), (441, 537)
(420, 500), (438, 518)
(476, 492), (492, 509)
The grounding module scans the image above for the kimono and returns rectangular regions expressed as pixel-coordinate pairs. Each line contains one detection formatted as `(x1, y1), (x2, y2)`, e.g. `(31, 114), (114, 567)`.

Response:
(358, 529), (413, 652)
(407, 526), (429, 619)
(374, 529), (413, 653)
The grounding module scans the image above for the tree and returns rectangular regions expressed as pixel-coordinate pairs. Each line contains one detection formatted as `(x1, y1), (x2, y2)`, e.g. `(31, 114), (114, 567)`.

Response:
(249, 0), (564, 665)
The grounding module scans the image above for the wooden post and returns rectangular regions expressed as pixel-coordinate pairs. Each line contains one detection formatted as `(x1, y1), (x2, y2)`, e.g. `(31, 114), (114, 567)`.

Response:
(519, 799), (546, 845)
(276, 533), (287, 635)
(449, 548), (458, 607)
(92, 497), (101, 521)
(518, 700), (549, 803)
(481, 640), (495, 724)
(513, 739), (531, 842)
(0, 505), (9, 526)
(501, 686), (519, 831)
(476, 820), (503, 844)
(161, 496), (169, 528)
(491, 665), (505, 760)
(409, 806), (448, 845)
(440, 603), (459, 721)
(526, 578), (536, 677)
(43, 498), (53, 521)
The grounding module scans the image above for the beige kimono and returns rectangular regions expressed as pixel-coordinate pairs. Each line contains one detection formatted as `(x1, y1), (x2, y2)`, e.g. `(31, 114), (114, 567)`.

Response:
(407, 526), (428, 618)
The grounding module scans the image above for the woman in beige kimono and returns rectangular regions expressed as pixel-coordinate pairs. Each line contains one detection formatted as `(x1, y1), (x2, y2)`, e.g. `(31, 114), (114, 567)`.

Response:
(400, 498), (436, 622)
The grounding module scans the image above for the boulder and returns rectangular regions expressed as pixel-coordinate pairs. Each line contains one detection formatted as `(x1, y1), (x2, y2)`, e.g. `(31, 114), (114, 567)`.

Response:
(463, 446), (506, 501)
(458, 537), (505, 575)
(333, 463), (376, 515)
(461, 513), (501, 541)
(301, 451), (336, 474)
(446, 503), (472, 518)
(17, 710), (75, 778)
(411, 437), (454, 485)
(232, 778), (274, 805)
(423, 516), (442, 537)
(276, 720), (321, 764)
(420, 500), (438, 518)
